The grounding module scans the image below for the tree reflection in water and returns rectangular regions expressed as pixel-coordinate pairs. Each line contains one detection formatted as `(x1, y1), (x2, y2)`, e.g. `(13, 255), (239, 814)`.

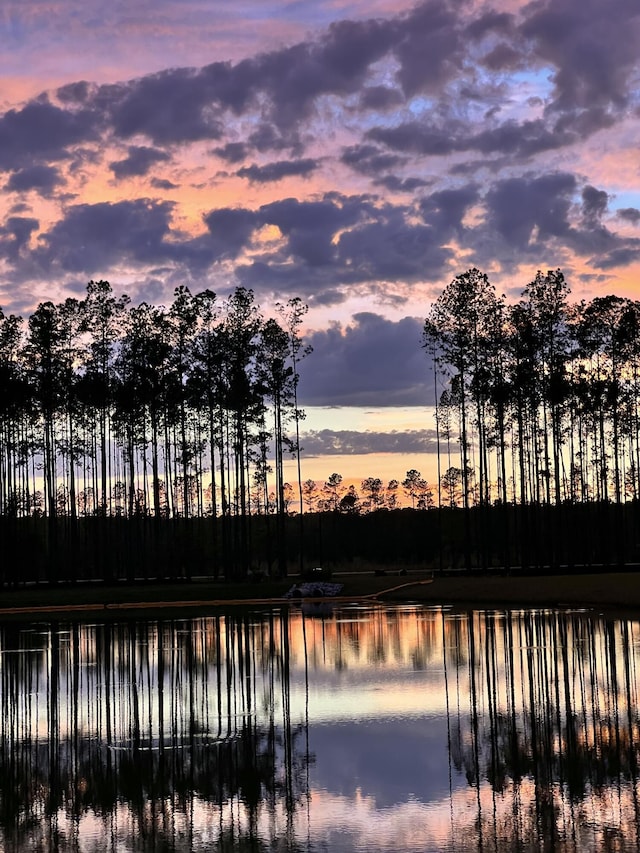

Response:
(444, 610), (640, 852)
(2, 606), (640, 851)
(0, 613), (312, 852)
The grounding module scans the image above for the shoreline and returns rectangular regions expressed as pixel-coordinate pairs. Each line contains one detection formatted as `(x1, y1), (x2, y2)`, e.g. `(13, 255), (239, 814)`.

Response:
(1, 569), (640, 617)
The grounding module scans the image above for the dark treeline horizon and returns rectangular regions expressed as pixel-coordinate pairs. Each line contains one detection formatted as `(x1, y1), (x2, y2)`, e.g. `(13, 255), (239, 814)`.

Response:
(0, 280), (311, 579)
(2, 268), (640, 582)
(423, 266), (640, 570)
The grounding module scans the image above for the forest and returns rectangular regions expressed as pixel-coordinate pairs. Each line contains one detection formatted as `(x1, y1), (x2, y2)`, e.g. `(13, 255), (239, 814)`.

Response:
(423, 267), (640, 571)
(1, 269), (640, 583)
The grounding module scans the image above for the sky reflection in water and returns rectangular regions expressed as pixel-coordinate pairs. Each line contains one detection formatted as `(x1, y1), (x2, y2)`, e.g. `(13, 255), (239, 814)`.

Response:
(0, 604), (639, 851)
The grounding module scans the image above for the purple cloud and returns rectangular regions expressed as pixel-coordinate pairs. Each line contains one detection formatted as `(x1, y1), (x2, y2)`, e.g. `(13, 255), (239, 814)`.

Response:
(341, 144), (404, 176)
(299, 313), (432, 406)
(0, 217), (40, 262)
(34, 199), (176, 273)
(485, 173), (576, 249)
(521, 0), (640, 112)
(300, 428), (439, 455)
(236, 158), (318, 183)
(617, 208), (640, 225)
(214, 142), (249, 163)
(6, 165), (64, 195)
(0, 99), (99, 170)
(110, 146), (171, 179)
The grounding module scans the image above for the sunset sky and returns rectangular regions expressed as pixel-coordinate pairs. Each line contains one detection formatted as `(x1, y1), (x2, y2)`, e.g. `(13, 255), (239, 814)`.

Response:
(1, 0), (639, 486)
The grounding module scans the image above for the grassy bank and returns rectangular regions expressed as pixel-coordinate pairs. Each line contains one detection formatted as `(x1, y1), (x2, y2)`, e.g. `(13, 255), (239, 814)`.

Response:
(1, 568), (640, 617)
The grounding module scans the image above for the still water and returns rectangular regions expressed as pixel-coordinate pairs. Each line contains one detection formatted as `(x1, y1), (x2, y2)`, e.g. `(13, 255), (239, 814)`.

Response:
(0, 603), (639, 852)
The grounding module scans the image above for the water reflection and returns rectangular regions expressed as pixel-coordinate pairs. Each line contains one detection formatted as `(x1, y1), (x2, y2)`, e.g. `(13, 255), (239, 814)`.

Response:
(0, 614), (310, 852)
(1, 605), (640, 851)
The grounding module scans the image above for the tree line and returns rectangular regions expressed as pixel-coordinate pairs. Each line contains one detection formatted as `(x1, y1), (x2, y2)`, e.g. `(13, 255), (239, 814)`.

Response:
(307, 264), (640, 521)
(425, 267), (640, 569)
(302, 469), (434, 514)
(2, 267), (640, 581)
(425, 267), (640, 509)
(0, 280), (309, 577)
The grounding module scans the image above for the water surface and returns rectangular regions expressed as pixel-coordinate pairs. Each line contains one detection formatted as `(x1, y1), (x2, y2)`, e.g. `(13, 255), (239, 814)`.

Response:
(1, 603), (639, 851)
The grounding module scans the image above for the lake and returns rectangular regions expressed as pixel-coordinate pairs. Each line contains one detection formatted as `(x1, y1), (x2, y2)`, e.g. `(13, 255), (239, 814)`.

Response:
(0, 602), (639, 851)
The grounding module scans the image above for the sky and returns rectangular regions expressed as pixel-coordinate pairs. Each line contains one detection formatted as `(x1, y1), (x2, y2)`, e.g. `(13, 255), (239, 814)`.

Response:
(1, 0), (640, 487)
